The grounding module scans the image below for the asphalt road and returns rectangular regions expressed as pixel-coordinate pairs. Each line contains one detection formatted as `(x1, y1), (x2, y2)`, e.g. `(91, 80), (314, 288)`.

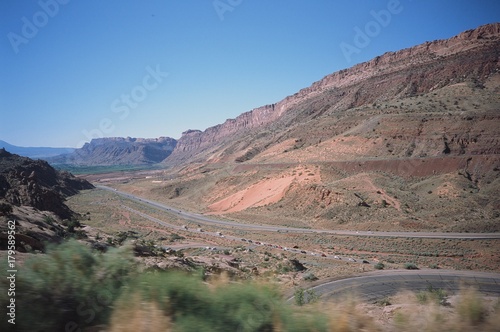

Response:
(96, 185), (500, 240)
(287, 270), (500, 303)
(96, 185), (500, 302)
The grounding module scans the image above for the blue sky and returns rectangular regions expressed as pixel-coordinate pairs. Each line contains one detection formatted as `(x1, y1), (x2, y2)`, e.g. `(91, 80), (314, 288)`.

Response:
(1, 0), (499, 148)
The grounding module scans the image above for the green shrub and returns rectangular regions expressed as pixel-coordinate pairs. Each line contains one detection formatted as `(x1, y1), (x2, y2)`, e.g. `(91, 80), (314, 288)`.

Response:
(169, 233), (185, 242)
(404, 262), (419, 270)
(115, 273), (329, 331)
(43, 215), (55, 225)
(4, 241), (331, 331)
(294, 287), (320, 307)
(374, 262), (385, 270)
(305, 289), (320, 304)
(276, 263), (292, 274)
(416, 286), (448, 306)
(294, 287), (305, 306)
(303, 272), (318, 281)
(66, 220), (77, 233)
(14, 240), (136, 331)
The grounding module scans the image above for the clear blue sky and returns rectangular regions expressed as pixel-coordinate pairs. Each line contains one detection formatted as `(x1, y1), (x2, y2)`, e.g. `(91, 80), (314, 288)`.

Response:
(1, 0), (499, 148)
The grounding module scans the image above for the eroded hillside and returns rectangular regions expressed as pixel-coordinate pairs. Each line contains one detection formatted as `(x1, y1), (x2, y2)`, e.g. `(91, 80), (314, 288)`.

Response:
(164, 23), (500, 166)
(141, 42), (500, 232)
(144, 24), (500, 233)
(0, 149), (94, 251)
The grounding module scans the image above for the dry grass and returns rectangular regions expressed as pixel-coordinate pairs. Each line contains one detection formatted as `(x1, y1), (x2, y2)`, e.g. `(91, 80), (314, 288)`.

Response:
(323, 295), (382, 332)
(109, 292), (173, 332)
(375, 288), (500, 332)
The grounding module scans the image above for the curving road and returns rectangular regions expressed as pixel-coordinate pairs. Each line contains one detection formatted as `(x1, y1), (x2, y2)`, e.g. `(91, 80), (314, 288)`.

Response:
(96, 185), (500, 240)
(96, 185), (500, 303)
(287, 270), (500, 303)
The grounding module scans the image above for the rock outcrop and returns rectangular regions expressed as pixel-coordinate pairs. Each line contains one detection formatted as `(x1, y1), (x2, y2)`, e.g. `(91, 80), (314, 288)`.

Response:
(165, 23), (500, 165)
(0, 148), (94, 219)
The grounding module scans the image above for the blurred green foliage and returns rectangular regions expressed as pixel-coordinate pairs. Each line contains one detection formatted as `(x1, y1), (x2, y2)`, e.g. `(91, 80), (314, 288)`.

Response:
(6, 240), (136, 331)
(416, 286), (448, 306)
(116, 272), (329, 332)
(1, 240), (328, 332)
(2, 240), (499, 331)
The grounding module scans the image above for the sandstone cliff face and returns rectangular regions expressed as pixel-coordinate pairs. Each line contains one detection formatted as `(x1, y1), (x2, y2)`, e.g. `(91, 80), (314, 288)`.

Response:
(49, 136), (177, 166)
(171, 105), (276, 161)
(166, 23), (500, 165)
(0, 148), (94, 219)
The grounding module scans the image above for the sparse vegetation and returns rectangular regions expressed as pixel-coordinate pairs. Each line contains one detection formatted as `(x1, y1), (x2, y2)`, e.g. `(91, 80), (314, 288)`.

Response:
(2, 239), (420, 331)
(303, 271), (318, 281)
(66, 218), (81, 233)
(2, 240), (334, 331)
(404, 262), (419, 270)
(416, 286), (448, 306)
(43, 215), (55, 225)
(3, 240), (136, 331)
(294, 287), (320, 306)
(169, 232), (185, 242)
(377, 297), (391, 306)
(294, 288), (305, 306)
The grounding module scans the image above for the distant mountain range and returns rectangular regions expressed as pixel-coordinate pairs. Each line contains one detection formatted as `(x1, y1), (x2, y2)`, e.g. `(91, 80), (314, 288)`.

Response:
(4, 23), (499, 171)
(0, 140), (75, 159)
(1, 136), (178, 167)
(46, 137), (177, 166)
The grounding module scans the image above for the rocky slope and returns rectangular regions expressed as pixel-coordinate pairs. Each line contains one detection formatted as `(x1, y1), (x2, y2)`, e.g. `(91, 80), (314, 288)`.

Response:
(48, 136), (177, 166)
(149, 23), (499, 232)
(0, 149), (96, 251)
(165, 23), (500, 165)
(0, 148), (94, 219)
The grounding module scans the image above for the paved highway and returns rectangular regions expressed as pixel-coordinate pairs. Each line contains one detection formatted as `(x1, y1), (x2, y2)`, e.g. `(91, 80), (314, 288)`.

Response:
(96, 185), (500, 303)
(287, 270), (500, 303)
(96, 185), (500, 239)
